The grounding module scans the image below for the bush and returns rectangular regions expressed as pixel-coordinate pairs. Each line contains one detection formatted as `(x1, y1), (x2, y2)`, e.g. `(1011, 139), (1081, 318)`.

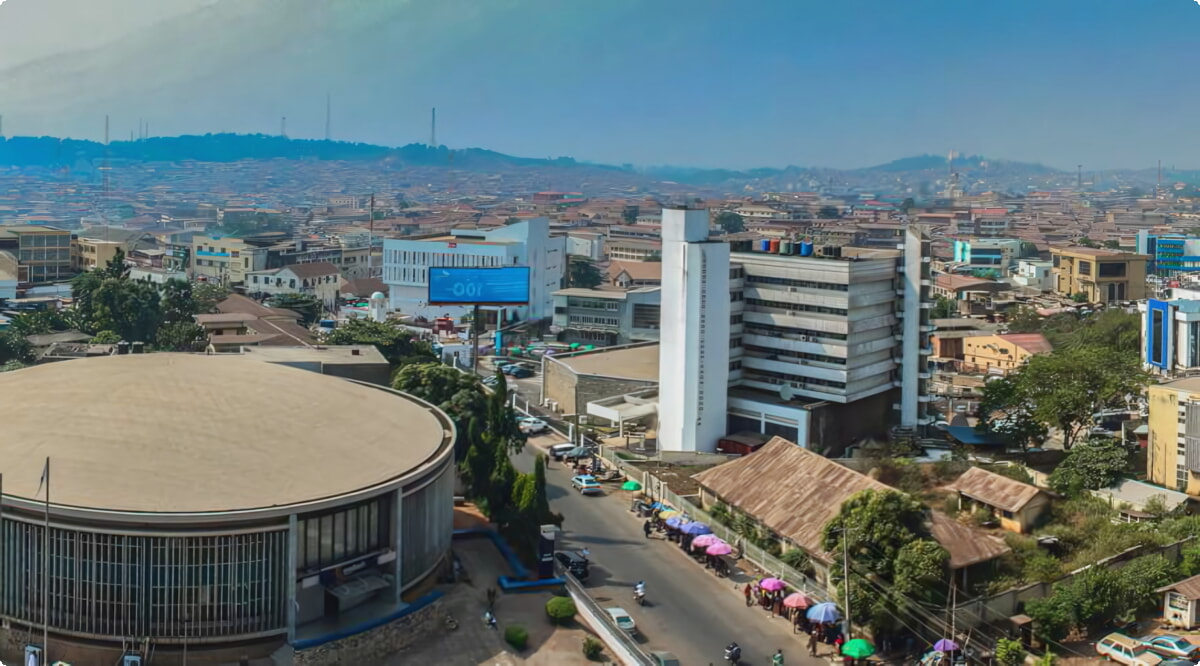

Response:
(995, 638), (1026, 666)
(582, 636), (604, 660)
(504, 624), (529, 650)
(781, 549), (812, 574)
(545, 596), (577, 625)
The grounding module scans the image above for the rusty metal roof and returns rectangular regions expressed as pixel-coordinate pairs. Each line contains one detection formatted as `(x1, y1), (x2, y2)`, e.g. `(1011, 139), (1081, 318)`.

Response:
(692, 437), (889, 562)
(1158, 574), (1200, 600)
(946, 467), (1042, 513)
(929, 511), (1011, 569)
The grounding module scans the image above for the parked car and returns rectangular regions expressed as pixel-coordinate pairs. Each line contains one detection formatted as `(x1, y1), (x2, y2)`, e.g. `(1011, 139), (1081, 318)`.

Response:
(492, 359), (512, 369)
(549, 442), (576, 460)
(482, 375), (499, 386)
(518, 417), (548, 434)
(1140, 635), (1200, 660)
(605, 607), (637, 636)
(649, 652), (681, 666)
(1097, 633), (1161, 666)
(571, 475), (602, 495)
(508, 367), (534, 378)
(554, 550), (590, 580)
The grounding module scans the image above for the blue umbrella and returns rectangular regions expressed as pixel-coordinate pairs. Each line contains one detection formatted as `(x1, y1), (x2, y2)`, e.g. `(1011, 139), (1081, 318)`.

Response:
(681, 522), (712, 536)
(665, 517), (685, 528)
(650, 502), (672, 510)
(806, 602), (842, 623)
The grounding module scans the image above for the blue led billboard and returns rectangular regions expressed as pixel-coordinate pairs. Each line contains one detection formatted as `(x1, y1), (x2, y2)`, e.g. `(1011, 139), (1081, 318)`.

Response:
(428, 266), (531, 305)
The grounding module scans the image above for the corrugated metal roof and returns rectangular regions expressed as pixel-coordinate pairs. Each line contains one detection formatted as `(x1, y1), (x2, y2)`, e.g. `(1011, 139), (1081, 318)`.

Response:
(1158, 573), (1200, 600)
(947, 467), (1042, 513)
(929, 511), (1011, 569)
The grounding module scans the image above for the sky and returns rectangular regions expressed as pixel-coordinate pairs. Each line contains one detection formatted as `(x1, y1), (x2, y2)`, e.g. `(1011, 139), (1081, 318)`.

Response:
(0, 0), (1198, 171)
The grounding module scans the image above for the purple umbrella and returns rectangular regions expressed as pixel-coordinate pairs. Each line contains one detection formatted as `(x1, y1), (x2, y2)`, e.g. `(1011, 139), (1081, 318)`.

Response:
(759, 577), (787, 592)
(934, 639), (959, 652)
(680, 522), (712, 536)
(665, 516), (685, 528)
(706, 543), (734, 556)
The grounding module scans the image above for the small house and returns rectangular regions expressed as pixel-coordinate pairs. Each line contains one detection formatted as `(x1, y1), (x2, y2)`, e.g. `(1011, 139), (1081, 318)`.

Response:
(1157, 574), (1200, 629)
(946, 467), (1050, 534)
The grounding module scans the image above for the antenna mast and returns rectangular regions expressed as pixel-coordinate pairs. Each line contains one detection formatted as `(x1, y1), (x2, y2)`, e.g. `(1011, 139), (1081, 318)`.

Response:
(368, 193), (376, 277)
(430, 107), (437, 148)
(324, 93), (331, 141)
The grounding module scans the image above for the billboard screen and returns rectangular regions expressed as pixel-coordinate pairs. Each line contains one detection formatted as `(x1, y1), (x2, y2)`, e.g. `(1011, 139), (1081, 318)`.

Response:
(428, 266), (531, 305)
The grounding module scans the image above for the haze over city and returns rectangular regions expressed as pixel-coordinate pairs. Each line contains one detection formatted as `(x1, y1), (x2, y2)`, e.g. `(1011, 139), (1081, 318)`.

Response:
(0, 0), (1197, 170)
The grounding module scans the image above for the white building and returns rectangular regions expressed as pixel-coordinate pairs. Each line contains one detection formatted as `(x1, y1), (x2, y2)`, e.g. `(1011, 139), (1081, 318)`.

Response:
(381, 218), (565, 321)
(1011, 259), (1054, 291)
(245, 262), (342, 312)
(129, 267), (188, 285)
(655, 210), (931, 454)
(658, 208), (732, 453)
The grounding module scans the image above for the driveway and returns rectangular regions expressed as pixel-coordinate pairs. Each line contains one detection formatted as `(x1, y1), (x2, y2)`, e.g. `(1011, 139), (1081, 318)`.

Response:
(519, 434), (824, 666)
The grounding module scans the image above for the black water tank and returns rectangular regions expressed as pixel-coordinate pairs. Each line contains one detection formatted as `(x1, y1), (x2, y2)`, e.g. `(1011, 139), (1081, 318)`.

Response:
(116, 341), (130, 355)
(131, 341), (145, 354)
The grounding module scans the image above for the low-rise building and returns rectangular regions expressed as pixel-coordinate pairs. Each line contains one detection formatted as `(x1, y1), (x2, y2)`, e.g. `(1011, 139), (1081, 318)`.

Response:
(946, 466), (1050, 534)
(551, 287), (661, 346)
(1147, 376), (1200, 495)
(246, 261), (342, 312)
(961, 333), (1052, 376)
(1050, 246), (1148, 303)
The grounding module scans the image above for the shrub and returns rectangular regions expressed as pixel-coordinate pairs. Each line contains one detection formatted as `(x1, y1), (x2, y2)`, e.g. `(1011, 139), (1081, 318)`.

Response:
(582, 636), (604, 660)
(545, 596), (577, 625)
(942, 494), (960, 516)
(781, 549), (812, 574)
(995, 638), (1026, 666)
(504, 624), (529, 650)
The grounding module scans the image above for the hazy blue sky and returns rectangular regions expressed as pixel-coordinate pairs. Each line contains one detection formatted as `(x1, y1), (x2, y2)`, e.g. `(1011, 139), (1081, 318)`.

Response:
(1, 0), (1198, 170)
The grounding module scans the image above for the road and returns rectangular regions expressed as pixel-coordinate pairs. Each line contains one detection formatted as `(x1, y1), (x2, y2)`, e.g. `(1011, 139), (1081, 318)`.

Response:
(516, 433), (823, 666)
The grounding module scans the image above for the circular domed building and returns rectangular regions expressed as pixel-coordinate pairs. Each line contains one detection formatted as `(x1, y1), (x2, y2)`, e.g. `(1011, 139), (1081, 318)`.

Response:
(0, 354), (456, 664)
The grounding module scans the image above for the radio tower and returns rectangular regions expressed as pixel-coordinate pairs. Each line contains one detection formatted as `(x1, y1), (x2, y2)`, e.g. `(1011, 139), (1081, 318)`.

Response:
(102, 115), (111, 242)
(430, 107), (437, 148)
(281, 116), (287, 138)
(324, 93), (331, 141)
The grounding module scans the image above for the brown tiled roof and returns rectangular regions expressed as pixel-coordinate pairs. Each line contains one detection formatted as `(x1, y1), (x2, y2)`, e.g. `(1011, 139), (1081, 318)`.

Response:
(1158, 574), (1200, 600)
(692, 437), (889, 562)
(284, 262), (340, 279)
(997, 333), (1053, 355)
(208, 333), (278, 345)
(246, 318), (315, 346)
(340, 277), (387, 297)
(946, 467), (1042, 513)
(216, 294), (301, 320)
(929, 511), (1011, 569)
(195, 312), (257, 325)
(608, 261), (662, 282)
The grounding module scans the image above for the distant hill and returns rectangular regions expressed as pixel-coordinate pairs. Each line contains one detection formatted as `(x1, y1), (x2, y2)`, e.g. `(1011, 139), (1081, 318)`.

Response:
(0, 134), (596, 171)
(863, 154), (1058, 174)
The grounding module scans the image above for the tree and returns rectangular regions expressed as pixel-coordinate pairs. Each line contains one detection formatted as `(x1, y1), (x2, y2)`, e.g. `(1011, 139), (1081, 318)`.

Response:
(977, 374), (1048, 452)
(1118, 554), (1176, 615)
(818, 205), (841, 219)
(326, 319), (435, 367)
(1180, 543), (1200, 577)
(1004, 305), (1044, 334)
(567, 256), (603, 289)
(90, 330), (122, 344)
(1102, 240), (1121, 250)
(995, 639), (1026, 666)
(822, 489), (931, 578)
(1024, 594), (1071, 643)
(0, 328), (33, 365)
(192, 281), (230, 314)
(1048, 437), (1129, 495)
(715, 211), (745, 234)
(8, 310), (68, 335)
(900, 198), (916, 214)
(101, 247), (129, 279)
(892, 540), (950, 607)
(156, 321), (206, 351)
(930, 295), (957, 319)
(160, 279), (198, 325)
(1077, 237), (1099, 248)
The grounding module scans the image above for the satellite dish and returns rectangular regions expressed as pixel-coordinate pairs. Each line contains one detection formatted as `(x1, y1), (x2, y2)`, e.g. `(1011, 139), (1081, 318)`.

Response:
(779, 384), (794, 401)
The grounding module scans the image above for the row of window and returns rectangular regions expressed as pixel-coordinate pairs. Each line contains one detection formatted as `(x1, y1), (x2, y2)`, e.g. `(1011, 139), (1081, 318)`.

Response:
(744, 323), (847, 342)
(745, 275), (849, 291)
(745, 298), (848, 317)
(742, 368), (847, 391)
(384, 249), (511, 269)
(567, 298), (620, 311)
(743, 343), (847, 366)
(18, 234), (71, 248)
(17, 249), (71, 262)
(297, 496), (391, 574)
(568, 315), (620, 327)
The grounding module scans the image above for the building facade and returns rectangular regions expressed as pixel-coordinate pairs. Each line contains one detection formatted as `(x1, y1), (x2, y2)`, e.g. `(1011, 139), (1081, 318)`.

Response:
(1142, 298), (1200, 377)
(1148, 377), (1200, 496)
(1051, 246), (1148, 303)
(0, 226), (74, 285)
(381, 218), (565, 321)
(551, 287), (661, 346)
(246, 262), (342, 312)
(1137, 230), (1200, 277)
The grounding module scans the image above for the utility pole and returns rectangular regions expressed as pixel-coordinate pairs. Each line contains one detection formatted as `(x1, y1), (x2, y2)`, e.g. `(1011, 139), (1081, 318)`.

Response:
(368, 193), (376, 277)
(842, 529), (852, 638)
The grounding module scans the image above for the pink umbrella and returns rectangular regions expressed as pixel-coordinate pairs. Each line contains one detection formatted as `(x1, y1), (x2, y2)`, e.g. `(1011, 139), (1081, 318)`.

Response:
(691, 534), (725, 549)
(783, 592), (814, 609)
(759, 577), (786, 592)
(706, 543), (734, 556)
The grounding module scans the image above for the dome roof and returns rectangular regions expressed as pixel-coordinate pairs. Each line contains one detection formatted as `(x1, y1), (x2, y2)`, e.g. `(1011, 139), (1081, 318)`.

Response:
(371, 291), (386, 300)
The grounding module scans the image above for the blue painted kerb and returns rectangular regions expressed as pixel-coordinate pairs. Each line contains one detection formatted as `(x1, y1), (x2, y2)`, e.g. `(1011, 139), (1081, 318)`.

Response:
(292, 589), (444, 650)
(453, 528), (566, 592)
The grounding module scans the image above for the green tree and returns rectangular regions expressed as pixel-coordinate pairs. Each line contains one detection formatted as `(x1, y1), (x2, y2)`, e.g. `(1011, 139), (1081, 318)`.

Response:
(977, 375), (1048, 452)
(0, 328), (33, 365)
(1004, 305), (1044, 334)
(1180, 543), (1200, 577)
(267, 293), (323, 325)
(567, 256), (603, 289)
(156, 321), (206, 351)
(89, 278), (163, 342)
(995, 639), (1026, 666)
(892, 540), (950, 607)
(101, 247), (129, 279)
(1060, 309), (1140, 356)
(486, 435), (518, 524)
(930, 295), (957, 319)
(325, 319), (435, 367)
(9, 309), (68, 335)
(90, 330), (122, 344)
(1048, 437), (1129, 495)
(1024, 594), (1071, 643)
(160, 279), (198, 325)
(715, 211), (745, 234)
(1102, 240), (1120, 250)
(1118, 555), (1176, 615)
(1077, 237), (1099, 248)
(192, 282), (230, 314)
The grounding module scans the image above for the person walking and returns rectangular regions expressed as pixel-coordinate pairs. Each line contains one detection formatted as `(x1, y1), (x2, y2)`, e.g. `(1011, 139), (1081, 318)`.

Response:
(643, 520), (652, 539)
(744, 582), (753, 607)
(808, 630), (819, 657)
(773, 649), (785, 666)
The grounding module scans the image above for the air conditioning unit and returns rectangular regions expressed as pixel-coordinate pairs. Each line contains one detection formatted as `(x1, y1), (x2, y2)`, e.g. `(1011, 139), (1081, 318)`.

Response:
(798, 335), (809, 342)
(788, 287), (799, 293)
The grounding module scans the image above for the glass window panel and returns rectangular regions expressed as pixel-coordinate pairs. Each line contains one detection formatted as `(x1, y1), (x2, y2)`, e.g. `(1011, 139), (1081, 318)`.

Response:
(333, 512), (346, 560)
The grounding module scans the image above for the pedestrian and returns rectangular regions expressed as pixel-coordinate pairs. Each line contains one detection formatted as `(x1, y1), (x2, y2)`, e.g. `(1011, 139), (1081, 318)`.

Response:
(643, 520), (652, 539)
(808, 630), (819, 657)
(744, 582), (753, 607)
(773, 649), (785, 666)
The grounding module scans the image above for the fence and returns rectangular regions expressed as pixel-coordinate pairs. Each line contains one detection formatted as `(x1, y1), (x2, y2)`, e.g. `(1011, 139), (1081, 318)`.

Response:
(560, 566), (656, 666)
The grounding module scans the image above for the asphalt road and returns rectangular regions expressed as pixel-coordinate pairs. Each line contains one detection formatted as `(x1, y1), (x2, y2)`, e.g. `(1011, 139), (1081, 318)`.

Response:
(516, 434), (823, 666)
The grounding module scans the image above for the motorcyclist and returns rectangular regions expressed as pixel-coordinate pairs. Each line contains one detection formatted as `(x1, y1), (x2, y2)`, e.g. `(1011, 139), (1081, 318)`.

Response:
(725, 642), (742, 663)
(773, 649), (785, 666)
(634, 581), (646, 602)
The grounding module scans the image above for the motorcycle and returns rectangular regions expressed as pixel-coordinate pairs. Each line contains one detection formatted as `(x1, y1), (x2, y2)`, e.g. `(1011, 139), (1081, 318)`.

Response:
(634, 588), (646, 606)
(724, 643), (742, 665)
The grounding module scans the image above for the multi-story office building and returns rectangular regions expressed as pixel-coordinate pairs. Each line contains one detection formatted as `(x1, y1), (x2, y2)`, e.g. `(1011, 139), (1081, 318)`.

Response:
(1148, 377), (1200, 495)
(552, 287), (661, 346)
(1137, 230), (1200, 277)
(72, 237), (123, 272)
(190, 234), (264, 285)
(0, 225), (74, 285)
(950, 238), (1023, 276)
(656, 208), (932, 453)
(606, 237), (662, 262)
(1142, 297), (1200, 377)
(381, 218), (565, 321)
(1051, 246), (1148, 303)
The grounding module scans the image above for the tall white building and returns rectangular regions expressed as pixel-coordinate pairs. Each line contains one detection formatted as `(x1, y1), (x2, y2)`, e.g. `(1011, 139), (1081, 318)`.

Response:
(657, 208), (732, 453)
(655, 210), (931, 454)
(381, 218), (565, 321)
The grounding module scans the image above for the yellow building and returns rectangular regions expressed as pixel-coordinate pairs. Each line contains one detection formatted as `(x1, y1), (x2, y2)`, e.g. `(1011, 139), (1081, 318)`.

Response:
(946, 467), (1050, 534)
(191, 234), (255, 284)
(1148, 377), (1200, 495)
(73, 237), (123, 272)
(1050, 246), (1148, 303)
(961, 333), (1052, 375)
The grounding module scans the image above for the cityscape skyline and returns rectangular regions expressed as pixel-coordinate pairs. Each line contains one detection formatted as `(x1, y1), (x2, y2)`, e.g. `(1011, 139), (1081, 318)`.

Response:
(0, 0), (1196, 171)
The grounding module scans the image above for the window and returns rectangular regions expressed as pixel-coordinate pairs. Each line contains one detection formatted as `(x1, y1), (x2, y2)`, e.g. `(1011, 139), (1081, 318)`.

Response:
(1098, 263), (1127, 278)
(1078, 260), (1092, 276)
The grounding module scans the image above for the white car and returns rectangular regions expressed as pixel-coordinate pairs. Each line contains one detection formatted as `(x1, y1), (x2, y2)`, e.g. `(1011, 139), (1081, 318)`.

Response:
(605, 607), (637, 636)
(1097, 633), (1161, 666)
(519, 417), (548, 434)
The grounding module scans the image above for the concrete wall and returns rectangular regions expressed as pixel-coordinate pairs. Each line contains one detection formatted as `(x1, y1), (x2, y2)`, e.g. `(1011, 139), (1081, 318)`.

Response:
(543, 359), (656, 415)
(293, 598), (441, 666)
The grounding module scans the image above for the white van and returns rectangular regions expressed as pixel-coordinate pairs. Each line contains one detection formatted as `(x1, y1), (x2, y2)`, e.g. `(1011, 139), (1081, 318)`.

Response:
(1096, 633), (1162, 666)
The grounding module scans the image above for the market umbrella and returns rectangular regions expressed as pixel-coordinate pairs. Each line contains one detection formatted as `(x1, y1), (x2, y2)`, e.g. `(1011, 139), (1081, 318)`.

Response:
(806, 602), (841, 623)
(658, 510), (681, 519)
(680, 522), (712, 536)
(706, 542), (734, 556)
(691, 534), (724, 548)
(621, 480), (643, 491)
(569, 343), (581, 349)
(759, 577), (786, 592)
(782, 592), (814, 609)
(842, 639), (875, 659)
(933, 639), (959, 652)
(665, 516), (686, 528)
